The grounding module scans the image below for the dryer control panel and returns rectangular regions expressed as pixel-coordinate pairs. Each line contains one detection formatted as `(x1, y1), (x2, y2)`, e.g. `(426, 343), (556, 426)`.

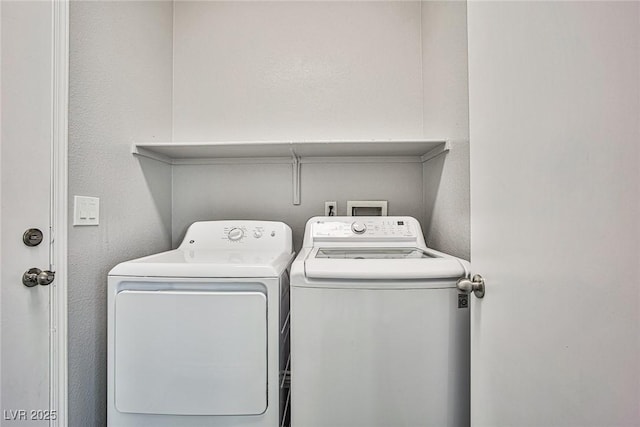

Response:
(178, 220), (293, 253)
(223, 225), (272, 242)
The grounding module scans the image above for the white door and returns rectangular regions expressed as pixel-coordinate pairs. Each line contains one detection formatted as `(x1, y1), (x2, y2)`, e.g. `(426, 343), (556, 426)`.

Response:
(1, 1), (61, 424)
(468, 2), (639, 426)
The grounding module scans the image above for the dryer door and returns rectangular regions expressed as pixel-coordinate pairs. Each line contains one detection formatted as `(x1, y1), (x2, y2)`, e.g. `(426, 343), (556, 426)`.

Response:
(114, 289), (267, 415)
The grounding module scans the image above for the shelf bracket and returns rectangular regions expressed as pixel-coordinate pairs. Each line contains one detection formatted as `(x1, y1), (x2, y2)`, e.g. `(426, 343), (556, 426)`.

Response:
(291, 148), (301, 205)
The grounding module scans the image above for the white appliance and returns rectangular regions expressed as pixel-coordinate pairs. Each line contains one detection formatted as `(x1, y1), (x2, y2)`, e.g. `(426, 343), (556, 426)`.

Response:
(107, 220), (294, 427)
(290, 216), (470, 427)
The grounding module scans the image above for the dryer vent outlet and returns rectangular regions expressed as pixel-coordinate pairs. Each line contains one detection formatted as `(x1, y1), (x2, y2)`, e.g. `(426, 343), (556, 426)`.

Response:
(324, 201), (337, 216)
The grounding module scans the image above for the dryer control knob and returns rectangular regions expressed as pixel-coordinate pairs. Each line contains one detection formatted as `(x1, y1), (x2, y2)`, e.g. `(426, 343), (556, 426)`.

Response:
(228, 228), (244, 241)
(351, 222), (367, 234)
(253, 230), (263, 239)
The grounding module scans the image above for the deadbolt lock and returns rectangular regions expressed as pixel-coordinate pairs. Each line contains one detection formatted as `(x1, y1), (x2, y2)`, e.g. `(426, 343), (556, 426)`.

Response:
(23, 228), (44, 247)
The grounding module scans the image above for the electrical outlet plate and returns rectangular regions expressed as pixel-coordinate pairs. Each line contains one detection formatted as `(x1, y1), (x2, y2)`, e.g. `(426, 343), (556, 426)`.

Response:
(324, 201), (337, 216)
(74, 195), (100, 226)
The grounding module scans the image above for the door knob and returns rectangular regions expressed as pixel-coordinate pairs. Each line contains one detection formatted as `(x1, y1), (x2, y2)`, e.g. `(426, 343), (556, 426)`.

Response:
(22, 268), (55, 287)
(457, 274), (485, 298)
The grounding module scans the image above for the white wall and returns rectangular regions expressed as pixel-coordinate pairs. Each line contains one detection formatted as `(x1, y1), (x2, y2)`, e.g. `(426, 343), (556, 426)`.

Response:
(171, 1), (470, 252)
(66, 3), (471, 424)
(173, 1), (423, 141)
(421, 1), (470, 260)
(68, 2), (173, 425)
(172, 162), (425, 248)
(468, 2), (640, 424)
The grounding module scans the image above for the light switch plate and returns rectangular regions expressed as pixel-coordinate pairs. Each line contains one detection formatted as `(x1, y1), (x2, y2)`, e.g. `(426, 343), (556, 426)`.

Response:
(73, 196), (99, 226)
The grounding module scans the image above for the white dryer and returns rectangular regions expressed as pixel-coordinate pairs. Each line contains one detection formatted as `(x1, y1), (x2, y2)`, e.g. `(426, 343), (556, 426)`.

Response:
(107, 220), (294, 427)
(290, 216), (470, 427)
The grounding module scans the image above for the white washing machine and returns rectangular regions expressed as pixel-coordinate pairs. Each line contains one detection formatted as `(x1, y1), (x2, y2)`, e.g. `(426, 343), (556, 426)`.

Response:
(107, 220), (294, 427)
(290, 216), (470, 427)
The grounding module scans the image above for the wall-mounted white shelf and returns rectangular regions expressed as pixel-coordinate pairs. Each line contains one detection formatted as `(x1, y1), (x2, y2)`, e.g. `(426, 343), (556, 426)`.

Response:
(132, 140), (451, 205)
(132, 140), (449, 164)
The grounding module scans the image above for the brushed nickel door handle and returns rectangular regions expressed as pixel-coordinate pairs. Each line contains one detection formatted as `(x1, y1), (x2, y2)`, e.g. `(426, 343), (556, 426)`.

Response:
(457, 274), (485, 298)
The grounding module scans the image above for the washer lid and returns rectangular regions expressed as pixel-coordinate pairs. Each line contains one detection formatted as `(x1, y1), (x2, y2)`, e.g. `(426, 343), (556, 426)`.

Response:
(315, 247), (434, 259)
(304, 247), (466, 280)
(108, 248), (294, 278)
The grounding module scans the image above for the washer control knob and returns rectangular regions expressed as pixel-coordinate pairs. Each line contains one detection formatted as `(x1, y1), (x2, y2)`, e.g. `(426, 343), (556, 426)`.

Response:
(253, 230), (263, 239)
(228, 228), (244, 241)
(351, 222), (366, 234)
